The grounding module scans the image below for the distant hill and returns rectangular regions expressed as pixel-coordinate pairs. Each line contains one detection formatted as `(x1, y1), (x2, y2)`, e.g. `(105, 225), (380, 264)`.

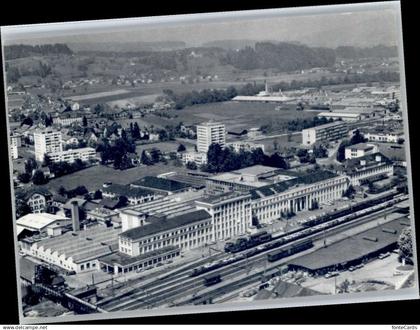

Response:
(4, 43), (73, 59)
(221, 42), (336, 71)
(68, 41), (187, 53)
(335, 45), (398, 59)
(202, 39), (270, 50)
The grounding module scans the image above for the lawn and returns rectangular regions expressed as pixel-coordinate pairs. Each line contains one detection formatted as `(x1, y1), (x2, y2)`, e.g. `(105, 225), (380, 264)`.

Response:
(44, 163), (187, 193)
(138, 101), (318, 133)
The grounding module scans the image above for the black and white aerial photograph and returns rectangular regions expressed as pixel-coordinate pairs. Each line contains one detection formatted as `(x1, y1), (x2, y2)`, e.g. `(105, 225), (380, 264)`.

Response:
(1, 0), (418, 324)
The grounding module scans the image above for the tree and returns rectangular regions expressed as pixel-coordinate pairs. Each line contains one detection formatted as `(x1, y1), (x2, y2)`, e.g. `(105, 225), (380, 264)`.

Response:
(398, 227), (413, 264)
(18, 172), (31, 184)
(25, 158), (38, 174)
(186, 161), (197, 170)
(93, 190), (103, 199)
(43, 154), (52, 167)
(20, 116), (33, 127)
(313, 145), (328, 158)
(82, 116), (88, 127)
(132, 122), (141, 140)
(336, 140), (351, 162)
(177, 144), (186, 152)
(343, 185), (356, 199)
(15, 198), (32, 218)
(140, 150), (152, 165)
(350, 129), (367, 145)
(32, 170), (47, 185)
(58, 186), (67, 196)
(337, 279), (351, 293)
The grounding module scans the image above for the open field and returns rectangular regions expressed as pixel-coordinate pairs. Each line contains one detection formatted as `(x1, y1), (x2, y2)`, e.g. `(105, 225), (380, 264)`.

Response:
(107, 94), (160, 107)
(137, 101), (318, 133)
(62, 80), (248, 106)
(44, 163), (187, 193)
(67, 89), (131, 102)
(135, 141), (180, 154)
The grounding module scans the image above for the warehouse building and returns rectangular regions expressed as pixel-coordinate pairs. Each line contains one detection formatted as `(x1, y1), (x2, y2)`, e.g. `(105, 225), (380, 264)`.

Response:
(21, 225), (121, 273)
(288, 217), (410, 275)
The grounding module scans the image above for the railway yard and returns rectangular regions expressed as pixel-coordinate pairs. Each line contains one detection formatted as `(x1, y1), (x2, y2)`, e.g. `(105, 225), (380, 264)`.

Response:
(87, 191), (411, 311)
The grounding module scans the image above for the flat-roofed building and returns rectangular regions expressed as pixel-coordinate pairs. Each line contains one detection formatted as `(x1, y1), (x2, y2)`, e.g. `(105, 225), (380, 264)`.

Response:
(195, 192), (252, 241)
(197, 121), (226, 153)
(118, 209), (212, 258)
(302, 121), (348, 145)
(226, 141), (265, 153)
(180, 151), (207, 165)
(344, 143), (379, 160)
(48, 147), (96, 163)
(317, 112), (361, 122)
(34, 129), (63, 161)
(10, 145), (18, 159)
(205, 165), (296, 195)
(364, 130), (404, 143)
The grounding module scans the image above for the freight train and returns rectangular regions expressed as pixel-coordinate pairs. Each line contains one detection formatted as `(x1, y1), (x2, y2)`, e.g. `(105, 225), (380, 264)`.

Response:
(267, 240), (314, 262)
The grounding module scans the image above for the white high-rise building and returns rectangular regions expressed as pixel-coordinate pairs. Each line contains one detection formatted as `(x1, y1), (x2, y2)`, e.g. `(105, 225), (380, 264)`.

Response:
(34, 129), (63, 161)
(196, 121), (226, 153)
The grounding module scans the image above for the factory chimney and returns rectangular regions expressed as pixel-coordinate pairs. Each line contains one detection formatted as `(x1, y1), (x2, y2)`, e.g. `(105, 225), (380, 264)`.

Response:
(71, 200), (80, 232)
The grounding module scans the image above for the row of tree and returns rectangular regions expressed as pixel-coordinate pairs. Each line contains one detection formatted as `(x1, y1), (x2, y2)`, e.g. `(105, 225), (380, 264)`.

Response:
(202, 144), (289, 173)
(162, 82), (264, 110)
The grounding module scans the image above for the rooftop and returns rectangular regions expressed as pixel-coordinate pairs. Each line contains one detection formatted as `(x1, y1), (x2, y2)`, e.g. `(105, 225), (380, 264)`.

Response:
(131, 176), (190, 192)
(303, 121), (347, 131)
(288, 217), (409, 271)
(318, 112), (360, 118)
(345, 143), (376, 151)
(121, 209), (211, 241)
(16, 213), (70, 231)
(343, 152), (392, 174)
(103, 183), (157, 198)
(16, 187), (52, 201)
(197, 191), (251, 205)
(250, 170), (339, 200)
(33, 225), (121, 263)
(233, 165), (280, 177)
(98, 246), (179, 267)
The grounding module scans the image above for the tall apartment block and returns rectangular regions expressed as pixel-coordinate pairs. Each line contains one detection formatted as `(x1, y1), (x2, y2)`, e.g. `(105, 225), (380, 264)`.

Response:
(302, 121), (348, 145)
(34, 129), (63, 161)
(196, 121), (226, 153)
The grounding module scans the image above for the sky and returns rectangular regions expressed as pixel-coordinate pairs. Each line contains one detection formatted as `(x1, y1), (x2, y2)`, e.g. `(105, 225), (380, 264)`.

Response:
(1, 2), (401, 49)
